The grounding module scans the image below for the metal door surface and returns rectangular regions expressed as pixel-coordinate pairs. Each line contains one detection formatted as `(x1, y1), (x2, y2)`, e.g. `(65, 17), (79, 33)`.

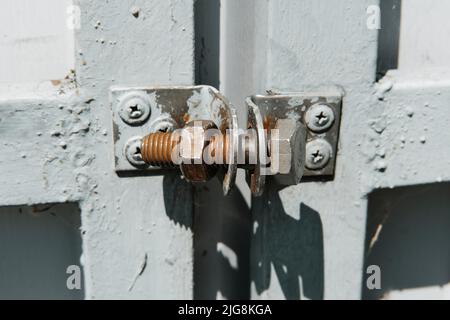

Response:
(220, 0), (450, 300)
(1, 0), (450, 300)
(0, 0), (195, 299)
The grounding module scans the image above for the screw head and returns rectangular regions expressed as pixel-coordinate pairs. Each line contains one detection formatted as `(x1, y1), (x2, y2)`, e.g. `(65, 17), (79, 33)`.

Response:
(150, 116), (178, 133)
(305, 104), (335, 133)
(305, 139), (332, 170)
(128, 102), (144, 119)
(118, 92), (151, 125)
(124, 137), (147, 167)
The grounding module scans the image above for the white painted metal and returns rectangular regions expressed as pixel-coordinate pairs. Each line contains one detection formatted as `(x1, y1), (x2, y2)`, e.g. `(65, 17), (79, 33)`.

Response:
(0, 0), (75, 83)
(399, 0), (450, 71)
(0, 0), (195, 299)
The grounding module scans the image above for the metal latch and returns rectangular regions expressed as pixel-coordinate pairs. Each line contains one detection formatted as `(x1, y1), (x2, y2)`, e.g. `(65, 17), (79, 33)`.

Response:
(110, 86), (342, 196)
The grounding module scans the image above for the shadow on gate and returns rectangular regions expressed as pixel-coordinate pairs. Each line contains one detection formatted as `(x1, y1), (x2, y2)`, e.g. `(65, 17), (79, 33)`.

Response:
(251, 183), (324, 300)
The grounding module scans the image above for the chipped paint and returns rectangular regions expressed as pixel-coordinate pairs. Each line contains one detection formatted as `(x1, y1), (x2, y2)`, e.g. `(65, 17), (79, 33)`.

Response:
(221, 0), (450, 300)
(0, 0), (195, 299)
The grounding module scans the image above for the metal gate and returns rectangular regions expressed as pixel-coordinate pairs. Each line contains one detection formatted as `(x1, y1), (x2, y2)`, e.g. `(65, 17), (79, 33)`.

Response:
(1, 0), (449, 300)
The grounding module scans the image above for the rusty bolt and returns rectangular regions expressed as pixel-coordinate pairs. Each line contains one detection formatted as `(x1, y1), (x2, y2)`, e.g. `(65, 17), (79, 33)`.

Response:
(140, 132), (178, 167)
(140, 120), (226, 183)
(140, 119), (306, 185)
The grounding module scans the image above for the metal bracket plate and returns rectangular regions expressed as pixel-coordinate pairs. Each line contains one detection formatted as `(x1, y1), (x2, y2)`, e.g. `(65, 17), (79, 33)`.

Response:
(246, 89), (342, 179)
(110, 85), (238, 194)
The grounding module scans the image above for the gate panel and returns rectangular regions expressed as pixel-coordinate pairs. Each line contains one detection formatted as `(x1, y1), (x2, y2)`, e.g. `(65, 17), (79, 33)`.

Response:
(0, 0), (196, 299)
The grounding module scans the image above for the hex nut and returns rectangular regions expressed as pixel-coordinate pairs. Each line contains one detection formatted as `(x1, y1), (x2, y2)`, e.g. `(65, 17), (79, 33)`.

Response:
(179, 120), (219, 183)
(270, 119), (307, 186)
(118, 91), (152, 125)
(305, 103), (335, 133)
(305, 139), (333, 170)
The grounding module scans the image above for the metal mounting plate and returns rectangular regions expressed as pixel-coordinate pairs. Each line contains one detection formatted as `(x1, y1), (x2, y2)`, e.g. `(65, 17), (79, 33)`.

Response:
(246, 89), (342, 180)
(111, 85), (238, 195)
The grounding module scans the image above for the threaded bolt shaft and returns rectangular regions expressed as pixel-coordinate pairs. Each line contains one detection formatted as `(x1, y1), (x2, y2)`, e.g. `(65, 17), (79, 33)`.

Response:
(141, 132), (179, 167)
(140, 131), (231, 167)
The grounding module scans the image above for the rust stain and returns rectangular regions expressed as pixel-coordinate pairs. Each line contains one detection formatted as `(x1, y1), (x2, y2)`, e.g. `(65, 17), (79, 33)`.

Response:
(263, 115), (276, 130)
(217, 107), (229, 132)
(183, 113), (190, 124)
(51, 80), (61, 86)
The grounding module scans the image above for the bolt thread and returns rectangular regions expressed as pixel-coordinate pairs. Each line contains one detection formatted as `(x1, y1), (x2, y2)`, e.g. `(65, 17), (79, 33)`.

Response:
(141, 132), (179, 167)
(141, 132), (231, 167)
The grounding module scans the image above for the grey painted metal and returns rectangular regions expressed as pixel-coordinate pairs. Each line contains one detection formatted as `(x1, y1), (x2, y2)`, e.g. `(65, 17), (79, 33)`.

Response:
(0, 203), (83, 300)
(2, 0), (449, 300)
(0, 0), (196, 299)
(222, 0), (450, 300)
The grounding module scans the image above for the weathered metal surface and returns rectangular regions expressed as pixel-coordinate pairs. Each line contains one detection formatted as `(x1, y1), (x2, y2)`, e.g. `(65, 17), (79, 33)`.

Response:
(221, 0), (373, 300)
(2, 0), (450, 301)
(0, 0), (197, 299)
(270, 119), (307, 186)
(0, 95), (88, 206)
(246, 91), (342, 179)
(75, 0), (196, 299)
(113, 83), (342, 197)
(221, 0), (450, 300)
(246, 99), (267, 197)
(111, 85), (238, 195)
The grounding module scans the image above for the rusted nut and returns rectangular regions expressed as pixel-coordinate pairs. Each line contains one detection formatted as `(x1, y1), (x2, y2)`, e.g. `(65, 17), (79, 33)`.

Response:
(179, 120), (219, 183)
(270, 119), (307, 185)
